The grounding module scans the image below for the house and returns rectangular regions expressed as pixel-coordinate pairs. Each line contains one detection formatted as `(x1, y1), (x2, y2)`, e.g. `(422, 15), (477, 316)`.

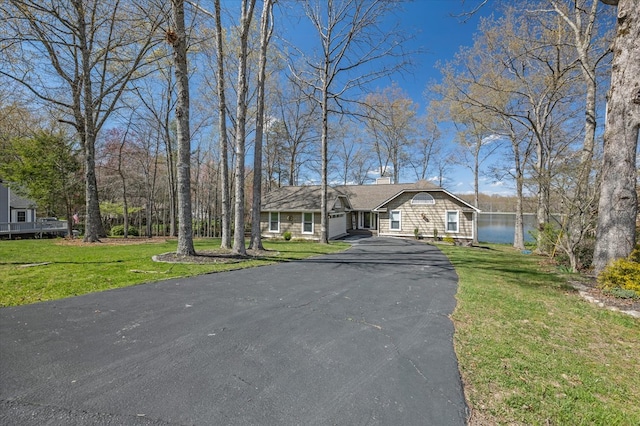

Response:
(0, 181), (67, 238)
(260, 178), (480, 242)
(0, 180), (37, 224)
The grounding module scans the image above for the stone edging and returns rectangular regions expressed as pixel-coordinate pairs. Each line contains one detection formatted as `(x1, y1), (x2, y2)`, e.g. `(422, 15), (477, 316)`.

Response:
(569, 282), (640, 319)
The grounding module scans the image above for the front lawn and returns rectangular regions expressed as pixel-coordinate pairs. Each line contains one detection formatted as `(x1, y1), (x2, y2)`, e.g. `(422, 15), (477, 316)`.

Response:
(0, 238), (349, 307)
(440, 244), (640, 425)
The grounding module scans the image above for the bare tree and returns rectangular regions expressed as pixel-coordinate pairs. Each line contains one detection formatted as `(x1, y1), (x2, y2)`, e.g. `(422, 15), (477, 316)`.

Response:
(408, 112), (443, 182)
(232, 0), (257, 256)
(169, 0), (195, 255)
(271, 79), (319, 186)
(362, 84), (419, 184)
(291, 0), (413, 243)
(593, 0), (640, 272)
(212, 0), (233, 249)
(1, 0), (166, 242)
(249, 0), (276, 250)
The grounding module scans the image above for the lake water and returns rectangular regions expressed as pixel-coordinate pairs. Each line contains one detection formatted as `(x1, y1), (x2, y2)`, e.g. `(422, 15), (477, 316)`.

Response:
(477, 213), (537, 244)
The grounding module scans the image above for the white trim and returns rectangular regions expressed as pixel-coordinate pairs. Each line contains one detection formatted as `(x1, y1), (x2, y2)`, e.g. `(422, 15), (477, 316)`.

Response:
(390, 210), (401, 231)
(445, 210), (459, 233)
(302, 211), (314, 234)
(269, 211), (280, 232)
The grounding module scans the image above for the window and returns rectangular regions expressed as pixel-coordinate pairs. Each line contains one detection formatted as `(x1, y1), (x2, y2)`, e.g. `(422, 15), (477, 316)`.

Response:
(390, 210), (401, 230)
(302, 212), (314, 234)
(446, 211), (459, 233)
(17, 211), (26, 222)
(411, 192), (435, 205)
(269, 212), (279, 232)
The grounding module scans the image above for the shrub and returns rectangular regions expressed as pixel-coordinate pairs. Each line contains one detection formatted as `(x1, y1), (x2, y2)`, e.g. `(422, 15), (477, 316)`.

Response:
(110, 224), (139, 237)
(283, 231), (292, 241)
(414, 228), (420, 239)
(529, 223), (559, 255)
(443, 235), (455, 244)
(598, 245), (640, 297)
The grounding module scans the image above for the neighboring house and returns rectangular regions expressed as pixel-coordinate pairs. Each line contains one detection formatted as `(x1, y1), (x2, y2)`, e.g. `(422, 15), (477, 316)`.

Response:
(0, 181), (67, 238)
(261, 178), (481, 242)
(0, 181), (37, 224)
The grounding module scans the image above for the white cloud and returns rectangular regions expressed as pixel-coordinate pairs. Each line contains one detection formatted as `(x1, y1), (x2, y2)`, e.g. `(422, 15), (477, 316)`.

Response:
(482, 134), (503, 144)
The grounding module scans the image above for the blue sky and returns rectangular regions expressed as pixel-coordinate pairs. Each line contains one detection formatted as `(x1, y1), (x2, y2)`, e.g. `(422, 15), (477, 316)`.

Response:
(272, 0), (508, 195)
(392, 1), (510, 195)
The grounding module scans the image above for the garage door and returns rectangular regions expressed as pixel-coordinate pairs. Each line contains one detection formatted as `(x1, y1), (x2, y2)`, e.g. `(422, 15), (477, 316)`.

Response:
(328, 213), (346, 239)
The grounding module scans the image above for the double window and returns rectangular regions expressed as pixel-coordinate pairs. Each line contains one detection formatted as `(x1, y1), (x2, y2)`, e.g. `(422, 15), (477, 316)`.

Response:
(390, 210), (401, 231)
(446, 211), (459, 233)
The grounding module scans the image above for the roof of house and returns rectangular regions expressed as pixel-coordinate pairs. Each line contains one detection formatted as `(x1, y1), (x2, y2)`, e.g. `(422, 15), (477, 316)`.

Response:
(1, 182), (37, 209)
(261, 185), (350, 211)
(335, 181), (438, 211)
(10, 191), (37, 209)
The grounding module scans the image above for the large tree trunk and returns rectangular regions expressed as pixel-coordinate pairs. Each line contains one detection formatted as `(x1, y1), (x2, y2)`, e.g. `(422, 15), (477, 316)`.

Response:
(171, 0), (195, 256)
(232, 0), (256, 256)
(593, 0), (640, 273)
(249, 0), (274, 251)
(76, 2), (105, 242)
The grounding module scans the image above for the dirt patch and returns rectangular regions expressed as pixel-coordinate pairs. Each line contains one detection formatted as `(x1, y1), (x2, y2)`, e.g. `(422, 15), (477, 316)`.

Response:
(153, 248), (276, 264)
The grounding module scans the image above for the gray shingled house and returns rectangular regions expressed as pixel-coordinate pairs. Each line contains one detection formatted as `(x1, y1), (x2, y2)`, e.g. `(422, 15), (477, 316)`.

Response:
(260, 178), (480, 242)
(0, 181), (37, 224)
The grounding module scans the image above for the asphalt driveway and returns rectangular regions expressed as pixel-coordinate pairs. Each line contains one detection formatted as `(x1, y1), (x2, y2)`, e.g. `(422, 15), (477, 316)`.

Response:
(0, 237), (468, 425)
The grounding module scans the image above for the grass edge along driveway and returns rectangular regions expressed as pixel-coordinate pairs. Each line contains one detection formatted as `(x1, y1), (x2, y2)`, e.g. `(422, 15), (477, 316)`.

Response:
(0, 238), (349, 307)
(440, 244), (639, 426)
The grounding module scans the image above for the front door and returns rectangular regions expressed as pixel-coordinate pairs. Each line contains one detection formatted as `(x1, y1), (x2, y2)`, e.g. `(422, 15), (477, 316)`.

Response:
(363, 212), (371, 229)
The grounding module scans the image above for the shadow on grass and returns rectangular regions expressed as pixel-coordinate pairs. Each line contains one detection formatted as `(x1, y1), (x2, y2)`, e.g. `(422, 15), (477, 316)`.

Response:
(441, 245), (570, 291)
(1, 260), (126, 265)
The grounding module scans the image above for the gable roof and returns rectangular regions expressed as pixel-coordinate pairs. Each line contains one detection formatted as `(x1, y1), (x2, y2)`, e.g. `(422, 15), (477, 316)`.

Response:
(0, 182), (37, 209)
(261, 185), (350, 212)
(372, 188), (481, 213)
(335, 181), (438, 211)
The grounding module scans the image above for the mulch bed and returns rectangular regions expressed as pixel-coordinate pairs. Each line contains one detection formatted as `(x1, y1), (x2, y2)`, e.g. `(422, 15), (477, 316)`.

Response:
(153, 249), (274, 264)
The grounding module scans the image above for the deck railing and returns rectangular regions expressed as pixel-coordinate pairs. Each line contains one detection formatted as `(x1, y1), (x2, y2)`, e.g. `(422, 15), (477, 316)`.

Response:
(0, 221), (68, 237)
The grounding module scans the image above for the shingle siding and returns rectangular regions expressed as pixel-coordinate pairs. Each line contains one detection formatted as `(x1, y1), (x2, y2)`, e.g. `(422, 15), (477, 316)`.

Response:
(378, 191), (475, 240)
(260, 211), (321, 240)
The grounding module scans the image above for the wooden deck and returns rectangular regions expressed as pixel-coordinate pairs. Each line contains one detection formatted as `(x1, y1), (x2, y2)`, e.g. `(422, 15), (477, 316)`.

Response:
(0, 221), (68, 239)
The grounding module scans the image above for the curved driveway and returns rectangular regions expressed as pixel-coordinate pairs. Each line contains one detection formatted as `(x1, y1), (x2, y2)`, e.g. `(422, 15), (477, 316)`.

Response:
(1, 237), (467, 425)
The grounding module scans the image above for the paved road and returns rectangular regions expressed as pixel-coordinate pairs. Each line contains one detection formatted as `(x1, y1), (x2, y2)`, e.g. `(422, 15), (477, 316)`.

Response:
(1, 237), (468, 425)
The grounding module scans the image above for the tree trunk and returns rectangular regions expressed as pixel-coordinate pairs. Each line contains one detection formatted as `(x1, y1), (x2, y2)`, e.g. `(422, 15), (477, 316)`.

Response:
(171, 0), (195, 256)
(320, 66), (329, 244)
(76, 2), (105, 242)
(249, 0), (274, 251)
(233, 0), (256, 256)
(514, 174), (526, 251)
(593, 0), (640, 272)
(214, 0), (231, 249)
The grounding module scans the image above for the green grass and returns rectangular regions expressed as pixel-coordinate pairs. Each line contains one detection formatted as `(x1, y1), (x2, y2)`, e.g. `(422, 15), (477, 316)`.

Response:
(0, 238), (349, 307)
(439, 244), (640, 425)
